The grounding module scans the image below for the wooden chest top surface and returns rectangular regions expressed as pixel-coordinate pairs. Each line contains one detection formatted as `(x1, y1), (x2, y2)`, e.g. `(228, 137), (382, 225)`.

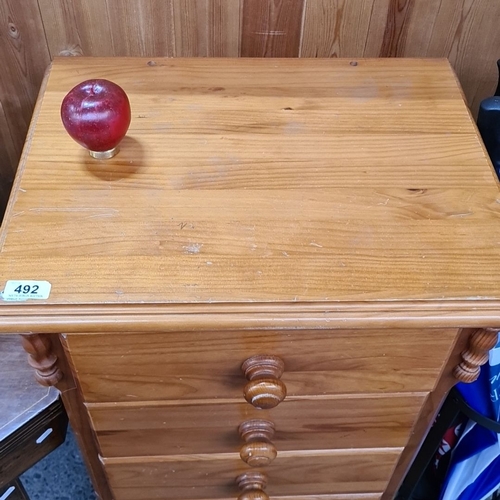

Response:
(0, 58), (499, 317)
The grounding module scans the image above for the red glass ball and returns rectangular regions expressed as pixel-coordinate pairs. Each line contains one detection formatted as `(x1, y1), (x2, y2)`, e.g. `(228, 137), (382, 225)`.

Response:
(61, 79), (131, 155)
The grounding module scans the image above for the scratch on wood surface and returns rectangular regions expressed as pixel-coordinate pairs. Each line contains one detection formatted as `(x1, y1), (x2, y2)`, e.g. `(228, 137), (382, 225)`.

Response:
(254, 31), (286, 36)
(29, 208), (119, 213)
(449, 212), (473, 218)
(310, 242), (323, 248)
(85, 213), (117, 219)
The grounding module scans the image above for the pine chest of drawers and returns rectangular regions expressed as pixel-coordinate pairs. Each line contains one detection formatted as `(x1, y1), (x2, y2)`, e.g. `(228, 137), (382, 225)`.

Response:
(1, 58), (500, 500)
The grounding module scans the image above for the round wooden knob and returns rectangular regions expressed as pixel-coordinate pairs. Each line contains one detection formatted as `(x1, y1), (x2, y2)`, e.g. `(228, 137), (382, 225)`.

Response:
(238, 492), (269, 500)
(242, 355), (286, 409)
(236, 472), (269, 500)
(239, 419), (277, 466)
(244, 379), (286, 409)
(240, 442), (277, 467)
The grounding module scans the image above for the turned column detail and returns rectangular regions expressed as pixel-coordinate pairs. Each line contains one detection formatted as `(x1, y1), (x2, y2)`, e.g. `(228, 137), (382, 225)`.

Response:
(453, 328), (499, 383)
(236, 471), (269, 500)
(20, 334), (63, 386)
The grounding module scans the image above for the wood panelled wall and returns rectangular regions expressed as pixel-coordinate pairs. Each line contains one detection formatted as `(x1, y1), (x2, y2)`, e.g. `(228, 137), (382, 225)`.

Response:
(1, 0), (499, 217)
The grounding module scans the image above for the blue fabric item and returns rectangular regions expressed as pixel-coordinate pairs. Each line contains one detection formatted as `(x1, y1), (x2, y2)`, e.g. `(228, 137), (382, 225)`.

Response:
(489, 347), (500, 420)
(439, 334), (500, 500)
(457, 453), (500, 500)
(450, 423), (496, 465)
(457, 342), (500, 421)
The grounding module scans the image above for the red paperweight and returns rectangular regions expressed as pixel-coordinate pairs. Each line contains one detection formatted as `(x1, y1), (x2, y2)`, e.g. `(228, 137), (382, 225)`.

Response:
(61, 79), (131, 159)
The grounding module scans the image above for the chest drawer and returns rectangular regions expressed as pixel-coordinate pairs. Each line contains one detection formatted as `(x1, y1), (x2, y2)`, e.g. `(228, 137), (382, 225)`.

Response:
(65, 328), (457, 403)
(102, 450), (400, 499)
(88, 394), (425, 457)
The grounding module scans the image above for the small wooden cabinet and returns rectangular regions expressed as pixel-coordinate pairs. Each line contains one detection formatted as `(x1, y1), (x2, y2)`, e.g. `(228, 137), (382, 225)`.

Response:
(1, 58), (500, 500)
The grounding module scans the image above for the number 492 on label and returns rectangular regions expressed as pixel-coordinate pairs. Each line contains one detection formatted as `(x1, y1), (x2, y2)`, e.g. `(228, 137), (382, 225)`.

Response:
(1, 280), (51, 301)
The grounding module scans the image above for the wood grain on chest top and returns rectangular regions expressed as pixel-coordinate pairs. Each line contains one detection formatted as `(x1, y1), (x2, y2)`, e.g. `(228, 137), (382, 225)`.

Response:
(0, 58), (498, 312)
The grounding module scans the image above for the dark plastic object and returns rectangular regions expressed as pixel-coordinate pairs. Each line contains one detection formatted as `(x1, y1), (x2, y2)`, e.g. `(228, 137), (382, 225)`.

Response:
(477, 60), (500, 180)
(496, 60), (500, 97)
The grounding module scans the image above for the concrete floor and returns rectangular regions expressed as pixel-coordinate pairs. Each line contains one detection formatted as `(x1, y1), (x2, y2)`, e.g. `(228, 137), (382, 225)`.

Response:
(20, 426), (96, 500)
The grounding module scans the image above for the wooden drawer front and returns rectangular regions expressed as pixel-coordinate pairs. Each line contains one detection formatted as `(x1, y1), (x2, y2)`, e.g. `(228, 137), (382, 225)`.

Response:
(65, 328), (457, 402)
(89, 394), (425, 457)
(103, 450), (401, 499)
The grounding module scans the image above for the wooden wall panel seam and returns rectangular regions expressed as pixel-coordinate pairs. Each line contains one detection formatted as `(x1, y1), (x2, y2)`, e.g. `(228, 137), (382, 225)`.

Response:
(297, 0), (308, 57)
